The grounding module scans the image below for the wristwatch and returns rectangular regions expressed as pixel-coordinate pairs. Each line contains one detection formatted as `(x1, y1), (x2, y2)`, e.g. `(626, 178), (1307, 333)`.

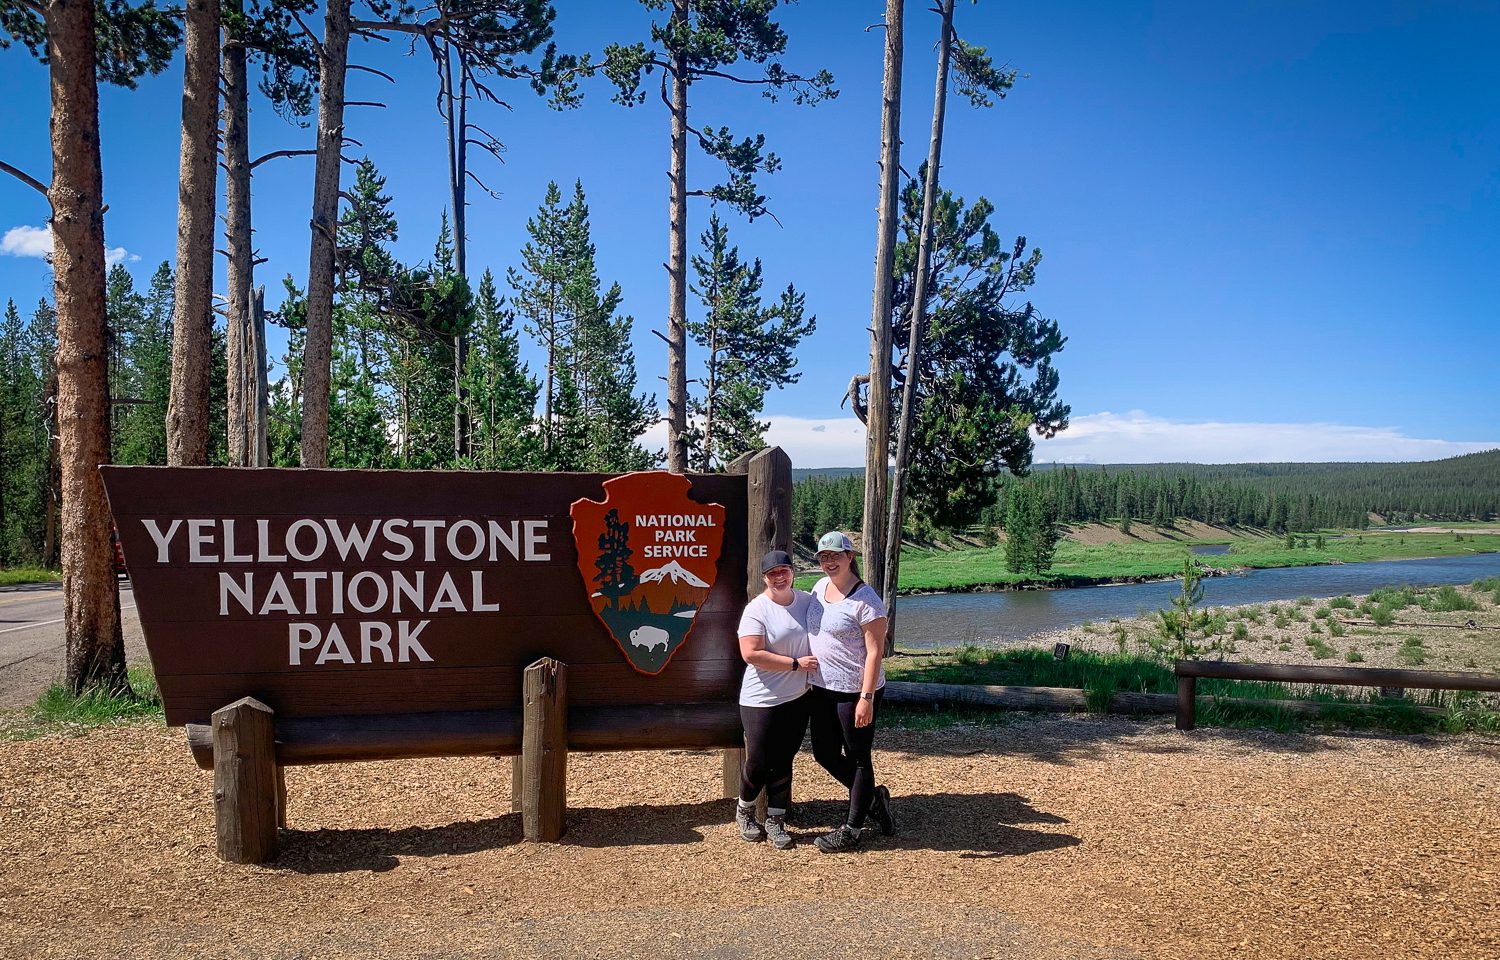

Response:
(789, 656), (799, 671)
(859, 691), (874, 701)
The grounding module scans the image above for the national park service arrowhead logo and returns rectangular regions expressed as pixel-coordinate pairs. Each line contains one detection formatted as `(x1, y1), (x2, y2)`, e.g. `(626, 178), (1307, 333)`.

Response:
(571, 473), (726, 675)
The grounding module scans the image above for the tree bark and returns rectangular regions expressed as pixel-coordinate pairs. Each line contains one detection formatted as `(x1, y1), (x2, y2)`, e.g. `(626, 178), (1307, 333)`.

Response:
(222, 10), (253, 466)
(882, 0), (954, 650)
(301, 0), (351, 468)
(46, 0), (126, 692)
(863, 0), (904, 592)
(664, 0), (689, 473)
(166, 0), (221, 467)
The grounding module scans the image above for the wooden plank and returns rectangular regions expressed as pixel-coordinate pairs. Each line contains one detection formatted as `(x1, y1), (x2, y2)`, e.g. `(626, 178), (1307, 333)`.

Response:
(211, 697), (279, 864)
(510, 755), (522, 813)
(522, 658), (567, 842)
(184, 702), (744, 769)
(157, 659), (744, 725)
(1174, 660), (1500, 692)
(1177, 675), (1196, 731)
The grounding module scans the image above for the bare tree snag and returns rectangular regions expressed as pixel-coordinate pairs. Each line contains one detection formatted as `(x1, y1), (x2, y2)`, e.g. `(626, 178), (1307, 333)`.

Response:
(863, 0), (905, 594)
(883, 0), (955, 651)
(300, 0), (351, 468)
(167, 0), (221, 467)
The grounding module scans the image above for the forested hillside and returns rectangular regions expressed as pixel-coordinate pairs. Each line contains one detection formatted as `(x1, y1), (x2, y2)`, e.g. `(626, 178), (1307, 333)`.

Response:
(793, 450), (1500, 541)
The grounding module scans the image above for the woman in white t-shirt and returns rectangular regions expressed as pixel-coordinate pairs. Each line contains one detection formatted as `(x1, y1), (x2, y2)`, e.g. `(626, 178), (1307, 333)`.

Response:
(805, 531), (897, 853)
(733, 549), (817, 850)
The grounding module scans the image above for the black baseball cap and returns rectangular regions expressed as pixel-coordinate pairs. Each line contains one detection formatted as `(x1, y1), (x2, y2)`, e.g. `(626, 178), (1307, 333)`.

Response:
(760, 549), (794, 573)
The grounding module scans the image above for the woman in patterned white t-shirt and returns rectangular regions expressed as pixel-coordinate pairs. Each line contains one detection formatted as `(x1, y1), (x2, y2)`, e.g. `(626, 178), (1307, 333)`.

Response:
(805, 531), (897, 853)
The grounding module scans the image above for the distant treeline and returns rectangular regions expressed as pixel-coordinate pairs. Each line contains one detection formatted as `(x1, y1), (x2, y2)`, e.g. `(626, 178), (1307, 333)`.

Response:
(793, 450), (1500, 539)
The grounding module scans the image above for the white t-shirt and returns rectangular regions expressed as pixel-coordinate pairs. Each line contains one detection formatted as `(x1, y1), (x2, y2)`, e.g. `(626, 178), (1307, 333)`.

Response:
(808, 577), (887, 694)
(736, 591), (814, 707)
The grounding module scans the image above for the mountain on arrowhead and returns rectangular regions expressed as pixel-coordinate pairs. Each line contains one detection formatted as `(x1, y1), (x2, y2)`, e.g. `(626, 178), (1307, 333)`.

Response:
(638, 561), (709, 588)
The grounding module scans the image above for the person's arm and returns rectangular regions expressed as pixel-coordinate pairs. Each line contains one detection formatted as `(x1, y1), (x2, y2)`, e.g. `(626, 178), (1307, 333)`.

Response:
(739, 633), (815, 672)
(854, 615), (887, 727)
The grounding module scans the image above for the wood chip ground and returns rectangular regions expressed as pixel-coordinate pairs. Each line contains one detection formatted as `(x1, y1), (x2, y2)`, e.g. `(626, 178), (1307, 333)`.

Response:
(2, 717), (1496, 959)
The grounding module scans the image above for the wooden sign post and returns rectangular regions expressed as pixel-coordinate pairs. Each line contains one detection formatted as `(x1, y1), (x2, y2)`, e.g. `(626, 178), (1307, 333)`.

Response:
(102, 449), (791, 862)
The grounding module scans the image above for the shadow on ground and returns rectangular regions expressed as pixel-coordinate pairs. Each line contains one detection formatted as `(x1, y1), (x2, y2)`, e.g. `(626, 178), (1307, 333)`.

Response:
(274, 790), (1076, 872)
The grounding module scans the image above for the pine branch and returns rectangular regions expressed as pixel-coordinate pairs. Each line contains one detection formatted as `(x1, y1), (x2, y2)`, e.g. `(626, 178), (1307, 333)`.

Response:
(348, 64), (397, 83)
(251, 149), (316, 169)
(0, 160), (48, 197)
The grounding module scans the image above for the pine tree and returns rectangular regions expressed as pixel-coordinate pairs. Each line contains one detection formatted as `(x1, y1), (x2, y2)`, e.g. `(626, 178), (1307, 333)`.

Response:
(509, 181), (577, 455)
(557, 182), (656, 471)
(686, 215), (813, 471)
(1003, 483), (1058, 575)
(462, 269), (539, 470)
(602, 0), (835, 470)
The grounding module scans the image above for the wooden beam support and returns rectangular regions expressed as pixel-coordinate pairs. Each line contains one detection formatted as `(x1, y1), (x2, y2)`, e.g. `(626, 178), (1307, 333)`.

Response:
(211, 697), (279, 864)
(510, 755), (523, 813)
(1176, 675), (1196, 731)
(522, 658), (567, 842)
(184, 703), (743, 770)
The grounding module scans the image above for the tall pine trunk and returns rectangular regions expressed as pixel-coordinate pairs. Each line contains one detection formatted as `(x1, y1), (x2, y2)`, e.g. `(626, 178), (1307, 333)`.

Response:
(664, 0), (689, 473)
(883, 0), (954, 649)
(46, 0), (126, 691)
(222, 4), (253, 465)
(863, 0), (904, 592)
(301, 0), (351, 468)
(166, 0), (221, 466)
(446, 50), (470, 462)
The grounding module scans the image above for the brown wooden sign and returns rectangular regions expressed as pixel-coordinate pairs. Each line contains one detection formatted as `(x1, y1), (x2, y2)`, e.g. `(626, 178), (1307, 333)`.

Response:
(100, 467), (749, 726)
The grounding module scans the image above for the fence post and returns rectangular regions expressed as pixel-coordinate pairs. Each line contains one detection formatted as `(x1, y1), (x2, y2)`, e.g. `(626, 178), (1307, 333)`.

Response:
(1176, 672), (1197, 731)
(522, 657), (568, 842)
(212, 696), (279, 863)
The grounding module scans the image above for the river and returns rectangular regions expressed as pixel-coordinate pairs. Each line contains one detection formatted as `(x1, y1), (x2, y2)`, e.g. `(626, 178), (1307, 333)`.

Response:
(894, 552), (1500, 649)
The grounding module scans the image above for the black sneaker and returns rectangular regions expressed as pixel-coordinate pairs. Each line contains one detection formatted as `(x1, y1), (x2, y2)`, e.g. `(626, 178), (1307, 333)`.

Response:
(764, 815), (795, 850)
(735, 802), (765, 842)
(814, 824), (862, 854)
(871, 785), (897, 837)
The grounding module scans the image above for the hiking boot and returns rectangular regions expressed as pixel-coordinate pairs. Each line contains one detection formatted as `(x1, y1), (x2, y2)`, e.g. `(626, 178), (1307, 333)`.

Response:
(764, 814), (795, 850)
(871, 785), (897, 837)
(814, 824), (862, 854)
(735, 802), (765, 842)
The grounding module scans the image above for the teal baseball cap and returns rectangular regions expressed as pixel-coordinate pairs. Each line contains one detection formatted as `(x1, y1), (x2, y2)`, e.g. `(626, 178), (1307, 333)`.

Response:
(816, 531), (854, 553)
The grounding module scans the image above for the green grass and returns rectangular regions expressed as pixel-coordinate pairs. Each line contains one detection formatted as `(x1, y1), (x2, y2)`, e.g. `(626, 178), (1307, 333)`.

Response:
(3, 666), (163, 741)
(886, 530), (1500, 593)
(0, 567), (61, 586)
(1396, 636), (1427, 666)
(885, 645), (1497, 734)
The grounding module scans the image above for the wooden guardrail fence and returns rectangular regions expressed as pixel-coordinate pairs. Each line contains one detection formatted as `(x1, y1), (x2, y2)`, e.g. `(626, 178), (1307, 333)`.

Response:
(1173, 661), (1500, 731)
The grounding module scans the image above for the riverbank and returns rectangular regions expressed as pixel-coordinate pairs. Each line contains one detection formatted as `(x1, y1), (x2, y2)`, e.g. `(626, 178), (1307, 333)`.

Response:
(893, 581), (1500, 677)
(890, 527), (1500, 594)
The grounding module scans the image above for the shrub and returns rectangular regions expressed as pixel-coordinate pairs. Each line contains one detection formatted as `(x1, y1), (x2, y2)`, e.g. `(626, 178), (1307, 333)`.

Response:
(1232, 622), (1249, 643)
(1295, 596), (1313, 607)
(1305, 636), (1335, 659)
(1422, 585), (1480, 613)
(1370, 606), (1396, 627)
(1329, 596), (1355, 610)
(1345, 649), (1364, 663)
(1328, 620), (1346, 638)
(1397, 636), (1426, 666)
(1370, 586), (1418, 610)
(1314, 605), (1331, 620)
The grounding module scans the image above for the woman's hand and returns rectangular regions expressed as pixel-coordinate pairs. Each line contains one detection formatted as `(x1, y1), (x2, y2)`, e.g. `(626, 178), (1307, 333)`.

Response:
(797, 654), (819, 672)
(854, 697), (874, 728)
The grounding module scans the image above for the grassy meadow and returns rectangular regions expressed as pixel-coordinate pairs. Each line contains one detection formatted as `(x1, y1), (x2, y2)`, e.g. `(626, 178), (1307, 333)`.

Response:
(888, 527), (1500, 593)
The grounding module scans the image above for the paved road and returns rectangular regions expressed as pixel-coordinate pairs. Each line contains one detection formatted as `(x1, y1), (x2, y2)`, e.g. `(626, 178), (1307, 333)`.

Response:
(0, 581), (148, 709)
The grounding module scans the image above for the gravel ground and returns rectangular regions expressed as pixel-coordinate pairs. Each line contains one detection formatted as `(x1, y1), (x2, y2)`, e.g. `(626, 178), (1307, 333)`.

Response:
(2, 717), (1497, 960)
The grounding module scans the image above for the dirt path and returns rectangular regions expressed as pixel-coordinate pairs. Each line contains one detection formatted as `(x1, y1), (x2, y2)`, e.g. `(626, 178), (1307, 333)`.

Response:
(2, 717), (1496, 959)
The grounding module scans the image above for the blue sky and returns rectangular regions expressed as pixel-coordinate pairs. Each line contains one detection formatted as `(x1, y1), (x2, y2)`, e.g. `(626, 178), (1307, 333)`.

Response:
(3, 0), (1498, 466)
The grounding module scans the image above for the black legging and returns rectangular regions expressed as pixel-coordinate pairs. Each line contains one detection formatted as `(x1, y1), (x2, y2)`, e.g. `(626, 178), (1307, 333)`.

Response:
(739, 694), (810, 812)
(808, 685), (882, 828)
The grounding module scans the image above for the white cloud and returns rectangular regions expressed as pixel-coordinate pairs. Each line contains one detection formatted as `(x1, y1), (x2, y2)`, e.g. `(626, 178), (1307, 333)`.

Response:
(1, 225), (52, 259)
(1, 224), (139, 268)
(1036, 411), (1499, 464)
(645, 410), (1498, 468)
